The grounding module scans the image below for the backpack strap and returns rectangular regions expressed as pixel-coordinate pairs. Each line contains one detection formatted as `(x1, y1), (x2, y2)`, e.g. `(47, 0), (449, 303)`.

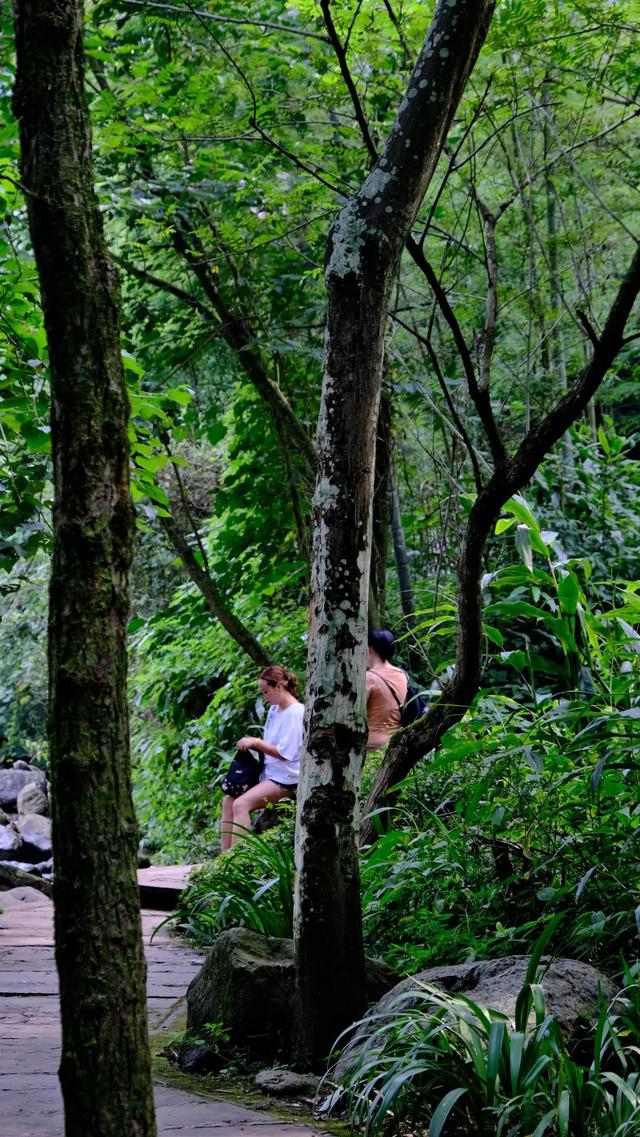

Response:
(367, 668), (403, 709)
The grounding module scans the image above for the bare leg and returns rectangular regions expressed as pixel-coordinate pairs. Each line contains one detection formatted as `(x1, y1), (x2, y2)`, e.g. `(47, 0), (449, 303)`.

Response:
(220, 795), (235, 852)
(230, 781), (294, 846)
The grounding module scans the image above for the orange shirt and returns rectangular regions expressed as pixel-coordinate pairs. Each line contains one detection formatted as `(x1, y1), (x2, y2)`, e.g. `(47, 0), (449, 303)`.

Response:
(366, 665), (408, 749)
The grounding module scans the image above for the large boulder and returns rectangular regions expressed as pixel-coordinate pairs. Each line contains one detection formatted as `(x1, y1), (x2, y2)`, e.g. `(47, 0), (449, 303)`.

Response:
(17, 781), (48, 817)
(0, 768), (39, 811)
(187, 928), (295, 1060)
(185, 927), (398, 1063)
(17, 814), (52, 862)
(335, 956), (614, 1077)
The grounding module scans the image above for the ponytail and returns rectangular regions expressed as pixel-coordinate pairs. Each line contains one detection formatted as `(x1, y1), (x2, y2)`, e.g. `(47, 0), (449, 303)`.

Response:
(259, 664), (299, 700)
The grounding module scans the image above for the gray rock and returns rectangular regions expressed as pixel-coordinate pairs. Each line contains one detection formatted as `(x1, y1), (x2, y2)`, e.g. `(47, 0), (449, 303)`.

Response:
(0, 769), (39, 811)
(186, 926), (398, 1063)
(18, 813), (52, 861)
(255, 1068), (320, 1098)
(0, 862), (53, 896)
(0, 825), (23, 860)
(187, 927), (294, 1060)
(13, 760), (33, 771)
(2, 860), (42, 875)
(17, 781), (48, 817)
(177, 1042), (226, 1076)
(34, 858), (54, 873)
(335, 956), (614, 1078)
(0, 885), (52, 906)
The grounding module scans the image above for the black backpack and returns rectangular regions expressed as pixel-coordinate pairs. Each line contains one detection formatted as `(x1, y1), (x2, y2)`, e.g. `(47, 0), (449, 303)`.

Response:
(369, 669), (429, 728)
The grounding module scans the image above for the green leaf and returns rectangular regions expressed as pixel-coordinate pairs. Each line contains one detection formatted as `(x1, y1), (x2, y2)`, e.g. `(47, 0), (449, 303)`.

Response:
(20, 423), (51, 453)
(122, 350), (143, 376)
(166, 386), (193, 407)
(557, 570), (580, 615)
(484, 624), (504, 648)
(515, 524), (533, 572)
(428, 1087), (467, 1137)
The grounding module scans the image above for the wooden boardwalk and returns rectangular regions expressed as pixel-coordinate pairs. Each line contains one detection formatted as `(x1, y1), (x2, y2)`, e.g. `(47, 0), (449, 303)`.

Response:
(0, 879), (324, 1137)
(138, 863), (201, 911)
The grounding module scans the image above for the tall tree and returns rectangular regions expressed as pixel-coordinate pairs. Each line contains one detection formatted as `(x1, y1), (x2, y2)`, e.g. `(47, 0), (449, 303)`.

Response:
(11, 3), (156, 1135)
(293, 0), (496, 1068)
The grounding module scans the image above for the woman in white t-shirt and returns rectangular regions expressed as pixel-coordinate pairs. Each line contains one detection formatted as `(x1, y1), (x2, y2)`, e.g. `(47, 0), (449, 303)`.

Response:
(220, 664), (304, 850)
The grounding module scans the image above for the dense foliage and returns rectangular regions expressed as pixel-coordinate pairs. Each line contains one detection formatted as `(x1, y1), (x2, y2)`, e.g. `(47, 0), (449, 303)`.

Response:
(1, 1), (639, 1131)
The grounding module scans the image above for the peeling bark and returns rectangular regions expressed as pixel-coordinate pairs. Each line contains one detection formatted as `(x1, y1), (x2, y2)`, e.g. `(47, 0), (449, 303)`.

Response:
(293, 0), (496, 1068)
(11, 3), (156, 1134)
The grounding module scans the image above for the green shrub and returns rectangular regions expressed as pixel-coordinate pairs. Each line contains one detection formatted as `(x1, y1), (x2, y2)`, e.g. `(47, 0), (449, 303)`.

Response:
(323, 949), (640, 1137)
(175, 811), (296, 942)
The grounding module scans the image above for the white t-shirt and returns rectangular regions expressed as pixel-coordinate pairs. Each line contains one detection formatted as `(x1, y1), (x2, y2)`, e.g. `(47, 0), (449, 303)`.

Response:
(262, 701), (304, 785)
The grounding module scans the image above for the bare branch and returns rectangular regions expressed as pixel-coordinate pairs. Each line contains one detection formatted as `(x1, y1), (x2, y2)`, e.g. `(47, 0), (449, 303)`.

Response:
(576, 308), (600, 348)
(392, 313), (484, 493)
(114, 254), (214, 321)
(407, 237), (507, 468)
(319, 0), (378, 165)
(159, 512), (272, 668)
(113, 0), (331, 43)
(171, 216), (317, 471)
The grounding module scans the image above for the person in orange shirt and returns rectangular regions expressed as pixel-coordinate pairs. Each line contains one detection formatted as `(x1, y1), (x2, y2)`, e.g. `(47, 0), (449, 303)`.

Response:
(365, 629), (408, 751)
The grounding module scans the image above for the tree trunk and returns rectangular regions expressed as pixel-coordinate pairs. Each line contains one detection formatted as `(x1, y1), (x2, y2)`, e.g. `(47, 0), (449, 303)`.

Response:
(293, 0), (496, 1069)
(12, 4), (156, 1135)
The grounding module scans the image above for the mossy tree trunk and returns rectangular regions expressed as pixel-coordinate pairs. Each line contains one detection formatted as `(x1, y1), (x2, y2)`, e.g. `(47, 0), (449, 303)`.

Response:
(293, 0), (496, 1069)
(11, 3), (156, 1135)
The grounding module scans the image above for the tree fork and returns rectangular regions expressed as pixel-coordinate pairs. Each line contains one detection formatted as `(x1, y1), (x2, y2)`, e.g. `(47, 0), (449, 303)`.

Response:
(293, 0), (496, 1068)
(11, 3), (156, 1134)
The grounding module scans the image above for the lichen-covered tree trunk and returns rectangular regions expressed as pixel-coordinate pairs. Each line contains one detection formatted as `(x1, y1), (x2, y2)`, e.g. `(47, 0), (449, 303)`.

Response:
(11, 4), (156, 1135)
(293, 0), (496, 1068)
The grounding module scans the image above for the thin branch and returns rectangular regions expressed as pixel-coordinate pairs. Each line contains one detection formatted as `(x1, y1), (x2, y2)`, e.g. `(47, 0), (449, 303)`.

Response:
(159, 512), (272, 668)
(113, 0), (331, 43)
(171, 216), (317, 471)
(508, 243), (640, 486)
(392, 313), (484, 493)
(407, 237), (507, 468)
(576, 308), (599, 349)
(319, 0), (378, 165)
(114, 255), (214, 321)
(382, 0), (412, 67)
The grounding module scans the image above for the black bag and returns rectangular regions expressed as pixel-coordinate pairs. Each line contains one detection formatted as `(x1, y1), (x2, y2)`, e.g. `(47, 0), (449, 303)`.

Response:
(221, 749), (264, 798)
(369, 669), (428, 728)
(401, 679), (429, 726)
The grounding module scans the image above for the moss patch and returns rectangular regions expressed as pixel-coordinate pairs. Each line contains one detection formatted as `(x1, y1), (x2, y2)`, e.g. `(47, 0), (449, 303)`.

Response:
(149, 1016), (348, 1135)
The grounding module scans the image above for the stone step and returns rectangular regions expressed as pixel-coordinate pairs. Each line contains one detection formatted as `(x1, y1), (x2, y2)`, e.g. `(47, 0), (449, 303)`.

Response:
(137, 865), (200, 912)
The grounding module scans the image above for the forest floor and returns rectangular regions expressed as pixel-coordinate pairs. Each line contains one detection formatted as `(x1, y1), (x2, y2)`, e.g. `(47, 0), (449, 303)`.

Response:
(0, 880), (327, 1137)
